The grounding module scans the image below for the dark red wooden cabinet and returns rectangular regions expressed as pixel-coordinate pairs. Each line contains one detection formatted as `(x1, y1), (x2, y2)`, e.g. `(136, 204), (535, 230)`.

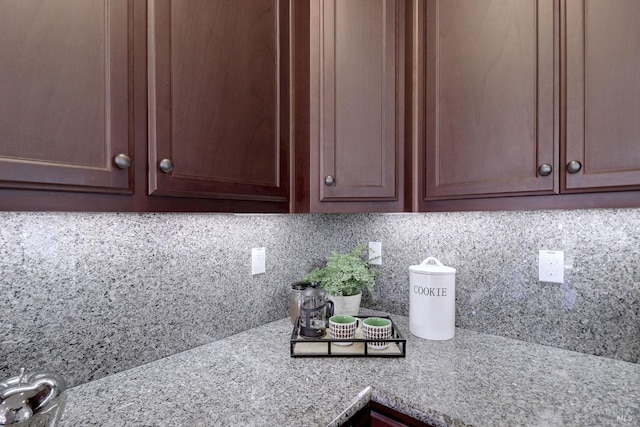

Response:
(417, 0), (640, 210)
(0, 0), (291, 212)
(147, 0), (290, 203)
(0, 0), (133, 195)
(343, 401), (434, 427)
(3, 0), (640, 213)
(295, 0), (407, 213)
(563, 0), (640, 192)
(421, 0), (558, 201)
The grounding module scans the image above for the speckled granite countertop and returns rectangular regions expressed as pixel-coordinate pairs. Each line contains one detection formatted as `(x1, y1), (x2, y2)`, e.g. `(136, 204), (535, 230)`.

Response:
(60, 314), (639, 426)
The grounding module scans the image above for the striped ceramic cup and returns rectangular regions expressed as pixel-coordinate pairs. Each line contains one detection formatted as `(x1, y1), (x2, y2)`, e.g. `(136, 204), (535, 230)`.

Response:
(362, 317), (392, 350)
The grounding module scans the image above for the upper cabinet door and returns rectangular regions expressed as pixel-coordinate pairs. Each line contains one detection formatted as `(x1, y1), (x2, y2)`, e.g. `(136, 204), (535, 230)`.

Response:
(564, 0), (640, 192)
(148, 0), (290, 203)
(0, 0), (132, 194)
(309, 0), (404, 212)
(422, 0), (558, 201)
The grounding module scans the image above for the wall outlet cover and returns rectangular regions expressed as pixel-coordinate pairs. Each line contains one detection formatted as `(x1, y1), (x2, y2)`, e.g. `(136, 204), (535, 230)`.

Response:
(252, 247), (266, 275)
(369, 242), (382, 265)
(538, 250), (564, 284)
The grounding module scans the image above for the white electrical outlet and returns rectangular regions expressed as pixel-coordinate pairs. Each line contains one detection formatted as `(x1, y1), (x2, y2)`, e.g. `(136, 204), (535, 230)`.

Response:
(252, 247), (266, 275)
(368, 242), (382, 265)
(538, 250), (564, 284)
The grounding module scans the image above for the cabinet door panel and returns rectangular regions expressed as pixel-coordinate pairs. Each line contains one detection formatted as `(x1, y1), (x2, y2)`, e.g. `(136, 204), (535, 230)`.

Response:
(0, 0), (131, 194)
(312, 0), (401, 203)
(423, 0), (557, 200)
(564, 0), (640, 191)
(148, 0), (289, 202)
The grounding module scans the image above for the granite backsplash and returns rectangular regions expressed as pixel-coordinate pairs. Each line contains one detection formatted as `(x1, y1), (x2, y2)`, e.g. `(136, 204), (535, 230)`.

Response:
(1, 209), (638, 387)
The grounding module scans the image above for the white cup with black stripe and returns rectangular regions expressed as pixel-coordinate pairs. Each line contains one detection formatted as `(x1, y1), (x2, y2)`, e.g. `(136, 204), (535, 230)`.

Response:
(362, 317), (392, 350)
(329, 315), (362, 346)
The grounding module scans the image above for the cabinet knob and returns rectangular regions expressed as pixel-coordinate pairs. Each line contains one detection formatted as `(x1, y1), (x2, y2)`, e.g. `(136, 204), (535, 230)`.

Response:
(537, 163), (552, 176)
(324, 175), (335, 186)
(566, 160), (582, 174)
(159, 159), (174, 173)
(113, 154), (132, 169)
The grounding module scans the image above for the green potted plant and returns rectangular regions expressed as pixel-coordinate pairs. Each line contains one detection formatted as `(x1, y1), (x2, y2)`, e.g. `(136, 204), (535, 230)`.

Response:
(301, 244), (379, 315)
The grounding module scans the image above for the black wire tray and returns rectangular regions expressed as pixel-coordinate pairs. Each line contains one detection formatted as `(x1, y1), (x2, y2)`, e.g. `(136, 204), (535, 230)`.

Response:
(290, 315), (406, 358)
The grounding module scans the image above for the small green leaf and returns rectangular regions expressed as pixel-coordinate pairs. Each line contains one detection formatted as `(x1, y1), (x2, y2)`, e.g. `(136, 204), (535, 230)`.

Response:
(300, 244), (379, 298)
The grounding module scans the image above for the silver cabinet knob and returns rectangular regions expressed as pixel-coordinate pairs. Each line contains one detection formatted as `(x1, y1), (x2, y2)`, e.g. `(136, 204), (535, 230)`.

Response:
(537, 163), (552, 176)
(113, 154), (132, 169)
(159, 159), (174, 173)
(566, 160), (582, 174)
(324, 175), (335, 186)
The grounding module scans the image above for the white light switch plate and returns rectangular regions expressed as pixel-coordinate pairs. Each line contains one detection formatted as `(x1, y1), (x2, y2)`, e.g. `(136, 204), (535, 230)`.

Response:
(538, 250), (564, 284)
(368, 242), (382, 265)
(252, 247), (266, 275)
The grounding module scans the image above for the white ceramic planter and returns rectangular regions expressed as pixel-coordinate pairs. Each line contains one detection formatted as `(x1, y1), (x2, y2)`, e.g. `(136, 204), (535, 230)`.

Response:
(328, 293), (362, 316)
